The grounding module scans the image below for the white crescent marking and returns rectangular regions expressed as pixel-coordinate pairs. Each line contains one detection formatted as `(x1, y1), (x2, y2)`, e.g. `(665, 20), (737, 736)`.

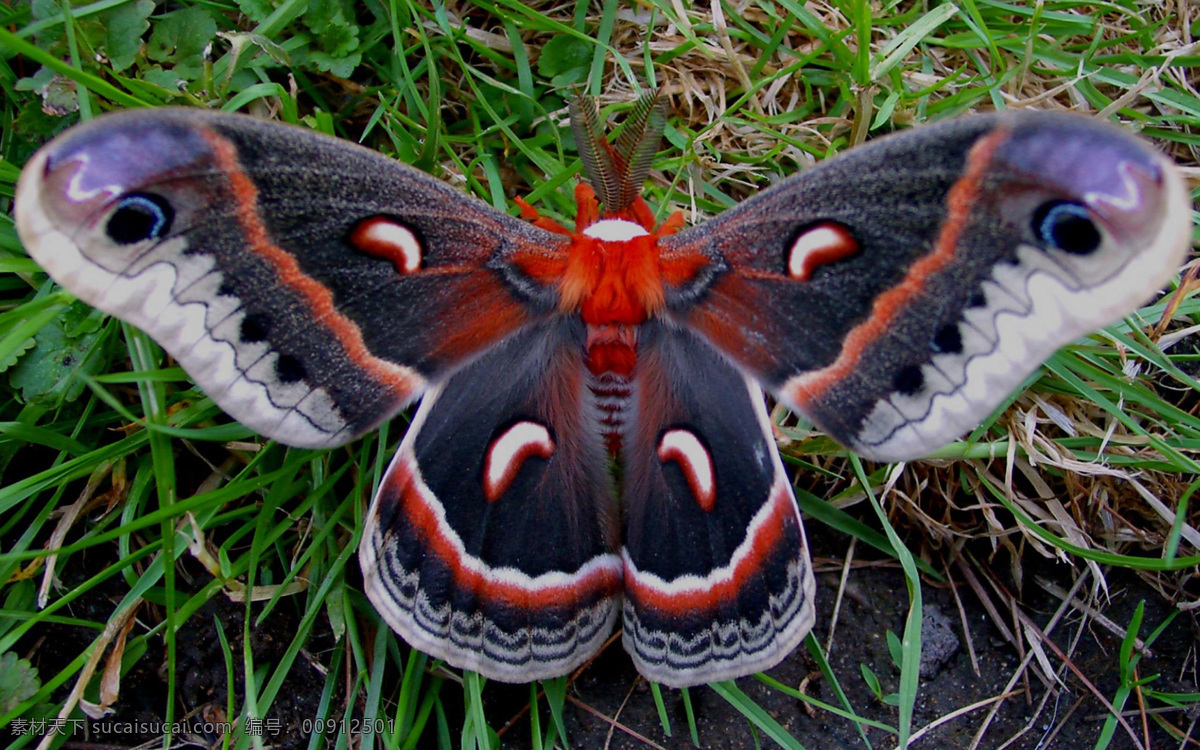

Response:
(657, 428), (715, 511)
(484, 420), (555, 501)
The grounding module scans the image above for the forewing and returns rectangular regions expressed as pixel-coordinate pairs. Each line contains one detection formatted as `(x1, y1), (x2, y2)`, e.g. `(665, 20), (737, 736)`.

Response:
(620, 323), (815, 687)
(361, 318), (622, 682)
(659, 113), (1190, 460)
(15, 108), (569, 447)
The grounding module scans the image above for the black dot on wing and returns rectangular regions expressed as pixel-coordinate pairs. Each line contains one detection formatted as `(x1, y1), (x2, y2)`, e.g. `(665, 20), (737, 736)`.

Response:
(1034, 201), (1102, 255)
(275, 354), (307, 384)
(107, 193), (173, 245)
(893, 365), (925, 396)
(933, 324), (963, 355)
(240, 313), (270, 343)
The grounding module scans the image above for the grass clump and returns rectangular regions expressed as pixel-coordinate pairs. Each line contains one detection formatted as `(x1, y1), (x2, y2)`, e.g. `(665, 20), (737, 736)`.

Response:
(0, 1), (1197, 748)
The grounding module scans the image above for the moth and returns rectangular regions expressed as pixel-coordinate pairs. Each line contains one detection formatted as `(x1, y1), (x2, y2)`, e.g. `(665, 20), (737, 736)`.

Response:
(14, 95), (1189, 687)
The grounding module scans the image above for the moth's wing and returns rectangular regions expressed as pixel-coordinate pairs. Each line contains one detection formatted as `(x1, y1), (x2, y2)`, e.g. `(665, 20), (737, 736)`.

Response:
(361, 318), (622, 682)
(15, 108), (568, 448)
(620, 322), (815, 687)
(658, 113), (1191, 461)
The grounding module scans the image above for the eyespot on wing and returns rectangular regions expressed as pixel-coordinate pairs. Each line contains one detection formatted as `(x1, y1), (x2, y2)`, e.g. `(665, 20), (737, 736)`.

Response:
(16, 111), (225, 286)
(990, 114), (1189, 289)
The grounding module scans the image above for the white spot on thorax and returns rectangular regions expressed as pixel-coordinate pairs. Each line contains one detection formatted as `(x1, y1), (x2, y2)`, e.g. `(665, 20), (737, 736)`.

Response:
(583, 219), (650, 242)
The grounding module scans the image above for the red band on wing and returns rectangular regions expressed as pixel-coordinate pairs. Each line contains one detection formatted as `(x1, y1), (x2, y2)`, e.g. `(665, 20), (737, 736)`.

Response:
(659, 249), (712, 286)
(623, 479), (794, 614)
(203, 129), (420, 396)
(430, 282), (531, 362)
(786, 127), (1009, 406)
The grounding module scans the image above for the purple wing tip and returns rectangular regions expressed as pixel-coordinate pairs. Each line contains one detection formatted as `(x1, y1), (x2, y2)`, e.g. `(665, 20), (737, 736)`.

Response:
(39, 113), (212, 221)
(1000, 115), (1175, 249)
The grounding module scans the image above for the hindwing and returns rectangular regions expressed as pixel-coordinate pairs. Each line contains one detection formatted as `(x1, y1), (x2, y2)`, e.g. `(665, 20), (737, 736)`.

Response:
(620, 323), (815, 687)
(362, 318), (622, 682)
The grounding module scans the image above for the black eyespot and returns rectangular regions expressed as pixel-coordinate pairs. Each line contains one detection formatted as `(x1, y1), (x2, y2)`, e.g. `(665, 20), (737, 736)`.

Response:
(106, 193), (173, 245)
(275, 354), (306, 384)
(893, 365), (925, 396)
(240, 313), (270, 343)
(967, 291), (987, 309)
(933, 324), (963, 355)
(1033, 201), (1101, 255)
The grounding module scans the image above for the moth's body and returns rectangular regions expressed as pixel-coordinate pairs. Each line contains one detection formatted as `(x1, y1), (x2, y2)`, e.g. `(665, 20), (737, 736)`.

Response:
(521, 193), (679, 455)
(573, 228), (648, 451)
(565, 215), (656, 453)
(14, 103), (1189, 687)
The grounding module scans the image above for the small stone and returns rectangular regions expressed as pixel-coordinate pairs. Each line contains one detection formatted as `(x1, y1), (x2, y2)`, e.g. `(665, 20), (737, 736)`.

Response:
(919, 605), (960, 679)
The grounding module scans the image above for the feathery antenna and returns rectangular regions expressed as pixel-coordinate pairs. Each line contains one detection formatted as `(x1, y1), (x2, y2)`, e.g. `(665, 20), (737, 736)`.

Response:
(569, 91), (667, 214)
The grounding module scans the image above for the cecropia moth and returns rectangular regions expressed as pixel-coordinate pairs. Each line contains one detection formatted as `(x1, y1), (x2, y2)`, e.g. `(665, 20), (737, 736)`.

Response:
(14, 94), (1190, 686)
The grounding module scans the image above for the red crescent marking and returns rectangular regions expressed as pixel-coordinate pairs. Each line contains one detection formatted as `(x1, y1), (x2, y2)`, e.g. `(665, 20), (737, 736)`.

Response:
(787, 127), (1010, 406)
(483, 422), (555, 502)
(623, 482), (795, 614)
(657, 429), (716, 512)
(386, 457), (622, 608)
(350, 217), (422, 273)
(203, 129), (418, 396)
(788, 222), (859, 280)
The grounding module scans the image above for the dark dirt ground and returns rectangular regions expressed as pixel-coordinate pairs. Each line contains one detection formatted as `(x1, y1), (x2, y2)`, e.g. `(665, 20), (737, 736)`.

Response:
(503, 531), (1199, 750)
(14, 505), (1197, 750)
(547, 566), (1195, 750)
